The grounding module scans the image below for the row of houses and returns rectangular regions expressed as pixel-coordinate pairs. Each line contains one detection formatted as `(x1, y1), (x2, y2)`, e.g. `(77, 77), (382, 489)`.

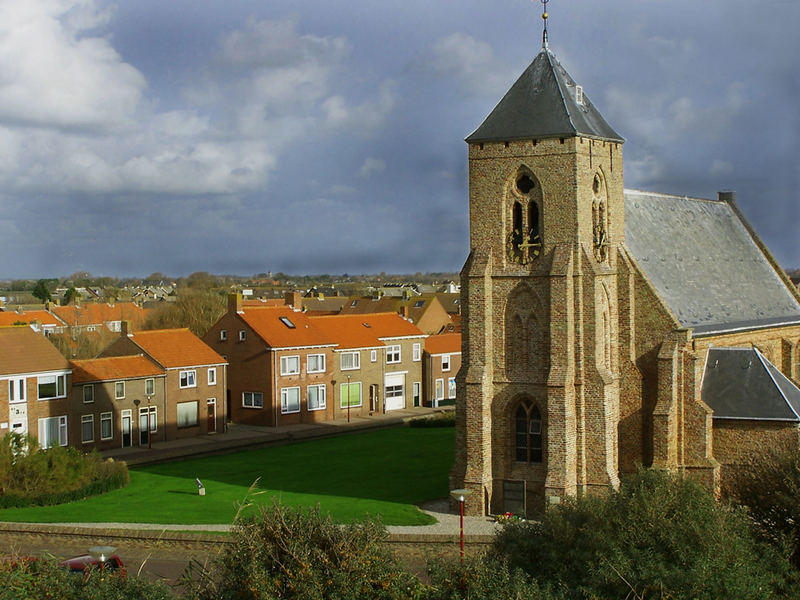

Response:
(0, 293), (461, 452)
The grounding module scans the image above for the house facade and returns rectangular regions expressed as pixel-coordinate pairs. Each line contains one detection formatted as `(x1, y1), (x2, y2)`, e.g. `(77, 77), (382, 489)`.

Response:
(70, 355), (166, 450)
(451, 40), (800, 517)
(99, 325), (227, 439)
(0, 327), (72, 448)
(424, 333), (462, 408)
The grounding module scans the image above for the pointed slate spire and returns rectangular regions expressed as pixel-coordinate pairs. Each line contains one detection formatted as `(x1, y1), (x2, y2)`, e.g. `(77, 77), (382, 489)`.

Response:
(466, 48), (623, 144)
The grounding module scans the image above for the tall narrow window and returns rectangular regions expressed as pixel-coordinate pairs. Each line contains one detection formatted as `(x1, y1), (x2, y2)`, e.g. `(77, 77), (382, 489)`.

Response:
(512, 202), (523, 249)
(515, 402), (543, 463)
(528, 202), (540, 240)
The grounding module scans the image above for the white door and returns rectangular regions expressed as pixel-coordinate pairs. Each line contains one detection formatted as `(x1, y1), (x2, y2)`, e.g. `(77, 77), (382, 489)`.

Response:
(9, 403), (27, 435)
(384, 373), (405, 411)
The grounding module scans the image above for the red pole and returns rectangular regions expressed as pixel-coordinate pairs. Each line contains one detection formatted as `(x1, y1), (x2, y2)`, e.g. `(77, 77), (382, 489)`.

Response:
(459, 498), (465, 562)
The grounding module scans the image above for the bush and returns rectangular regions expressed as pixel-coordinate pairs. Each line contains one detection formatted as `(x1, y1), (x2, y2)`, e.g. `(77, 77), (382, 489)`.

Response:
(0, 554), (176, 600)
(724, 442), (800, 568)
(0, 433), (129, 508)
(491, 468), (796, 600)
(426, 557), (555, 600)
(182, 501), (423, 600)
(408, 412), (455, 428)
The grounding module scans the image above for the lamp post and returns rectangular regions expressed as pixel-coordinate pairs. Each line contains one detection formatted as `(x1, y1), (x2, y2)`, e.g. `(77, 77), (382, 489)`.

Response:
(146, 395), (152, 449)
(450, 488), (472, 562)
(346, 374), (351, 423)
(133, 399), (141, 446)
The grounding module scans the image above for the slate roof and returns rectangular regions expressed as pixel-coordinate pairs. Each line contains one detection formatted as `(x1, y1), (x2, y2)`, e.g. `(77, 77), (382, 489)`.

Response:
(71, 355), (164, 384)
(0, 326), (70, 375)
(624, 190), (800, 335)
(702, 347), (800, 421)
(466, 48), (623, 144)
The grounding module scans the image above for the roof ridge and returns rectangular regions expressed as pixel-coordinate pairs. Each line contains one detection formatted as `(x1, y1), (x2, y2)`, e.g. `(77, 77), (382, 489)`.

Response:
(544, 49), (579, 137)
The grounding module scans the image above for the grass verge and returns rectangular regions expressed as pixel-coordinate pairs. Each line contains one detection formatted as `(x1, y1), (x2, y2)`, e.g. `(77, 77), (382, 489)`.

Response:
(0, 426), (454, 526)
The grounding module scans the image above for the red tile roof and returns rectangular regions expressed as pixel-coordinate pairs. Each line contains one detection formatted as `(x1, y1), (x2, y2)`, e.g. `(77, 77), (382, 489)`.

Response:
(52, 302), (147, 328)
(240, 307), (334, 348)
(310, 312), (424, 347)
(0, 326), (70, 375)
(71, 355), (163, 383)
(0, 310), (63, 327)
(129, 328), (226, 368)
(425, 333), (462, 355)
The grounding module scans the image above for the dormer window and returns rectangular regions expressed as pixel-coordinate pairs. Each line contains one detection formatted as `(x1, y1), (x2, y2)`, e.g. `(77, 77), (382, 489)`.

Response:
(575, 85), (584, 105)
(239, 330), (246, 341)
(279, 316), (296, 329)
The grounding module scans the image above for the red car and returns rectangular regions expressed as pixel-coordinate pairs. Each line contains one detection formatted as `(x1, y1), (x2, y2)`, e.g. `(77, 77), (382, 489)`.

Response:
(61, 553), (126, 577)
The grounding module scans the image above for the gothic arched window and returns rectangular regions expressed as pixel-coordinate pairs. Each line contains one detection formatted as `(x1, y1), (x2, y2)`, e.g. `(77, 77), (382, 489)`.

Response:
(515, 401), (543, 463)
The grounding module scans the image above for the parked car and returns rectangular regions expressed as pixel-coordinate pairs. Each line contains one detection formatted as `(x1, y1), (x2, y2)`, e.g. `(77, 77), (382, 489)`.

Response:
(61, 549), (125, 577)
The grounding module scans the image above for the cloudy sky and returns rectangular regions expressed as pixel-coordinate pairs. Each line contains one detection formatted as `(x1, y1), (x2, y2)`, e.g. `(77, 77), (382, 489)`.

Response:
(0, 0), (797, 279)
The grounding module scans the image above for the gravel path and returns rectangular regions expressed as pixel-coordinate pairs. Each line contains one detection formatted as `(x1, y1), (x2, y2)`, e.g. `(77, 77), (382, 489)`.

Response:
(33, 500), (501, 536)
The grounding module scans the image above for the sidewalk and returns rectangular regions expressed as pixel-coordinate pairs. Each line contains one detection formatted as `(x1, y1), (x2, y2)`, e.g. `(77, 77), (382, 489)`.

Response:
(101, 406), (451, 466)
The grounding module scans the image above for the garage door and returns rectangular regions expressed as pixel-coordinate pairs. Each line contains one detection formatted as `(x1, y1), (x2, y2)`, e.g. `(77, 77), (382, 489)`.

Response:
(384, 372), (405, 411)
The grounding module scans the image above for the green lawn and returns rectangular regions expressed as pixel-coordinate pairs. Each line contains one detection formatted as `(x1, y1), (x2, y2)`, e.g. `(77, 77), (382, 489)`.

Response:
(0, 427), (454, 526)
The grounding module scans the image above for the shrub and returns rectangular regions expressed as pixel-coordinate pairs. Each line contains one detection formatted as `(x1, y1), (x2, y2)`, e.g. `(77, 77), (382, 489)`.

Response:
(724, 442), (800, 568)
(491, 468), (795, 600)
(426, 557), (555, 600)
(0, 554), (176, 600)
(182, 501), (423, 600)
(408, 412), (455, 428)
(0, 433), (129, 508)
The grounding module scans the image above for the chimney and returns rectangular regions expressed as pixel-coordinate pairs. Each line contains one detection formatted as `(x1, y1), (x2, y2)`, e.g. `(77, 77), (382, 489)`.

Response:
(400, 305), (409, 319)
(285, 290), (302, 310)
(718, 190), (736, 204)
(228, 293), (243, 314)
(121, 320), (133, 336)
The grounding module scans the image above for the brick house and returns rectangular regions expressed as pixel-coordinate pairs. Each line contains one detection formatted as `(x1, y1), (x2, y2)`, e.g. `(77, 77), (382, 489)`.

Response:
(70, 355), (166, 450)
(423, 333), (461, 408)
(0, 327), (72, 448)
(451, 41), (800, 516)
(310, 312), (427, 414)
(204, 294), (337, 426)
(340, 295), (453, 335)
(99, 325), (227, 439)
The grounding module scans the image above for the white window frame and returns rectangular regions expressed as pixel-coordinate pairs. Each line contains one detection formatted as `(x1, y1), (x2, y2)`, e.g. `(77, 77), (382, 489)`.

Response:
(281, 386), (301, 414)
(81, 414), (94, 444)
(220, 329), (227, 341)
(448, 377), (456, 399)
(435, 378), (444, 401)
(341, 351), (360, 371)
(412, 343), (421, 362)
(238, 330), (246, 341)
(208, 368), (217, 385)
(177, 401), (199, 428)
(386, 345), (401, 364)
(307, 354), (326, 374)
(83, 384), (94, 404)
(100, 412), (113, 441)
(413, 381), (421, 405)
(37, 374), (66, 400)
(38, 415), (68, 449)
(243, 391), (263, 408)
(8, 378), (25, 403)
(115, 381), (125, 400)
(140, 406), (157, 433)
(180, 370), (197, 389)
(442, 354), (451, 372)
(307, 384), (327, 411)
(370, 349), (377, 362)
(280, 355), (300, 376)
(145, 378), (154, 396)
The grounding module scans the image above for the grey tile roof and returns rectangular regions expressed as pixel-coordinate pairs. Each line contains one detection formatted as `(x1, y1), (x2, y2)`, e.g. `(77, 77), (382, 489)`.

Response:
(466, 48), (623, 144)
(624, 190), (800, 335)
(702, 347), (800, 421)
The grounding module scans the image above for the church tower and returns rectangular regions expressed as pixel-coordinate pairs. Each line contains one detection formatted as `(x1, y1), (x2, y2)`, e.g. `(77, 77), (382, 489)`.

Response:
(451, 27), (626, 515)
